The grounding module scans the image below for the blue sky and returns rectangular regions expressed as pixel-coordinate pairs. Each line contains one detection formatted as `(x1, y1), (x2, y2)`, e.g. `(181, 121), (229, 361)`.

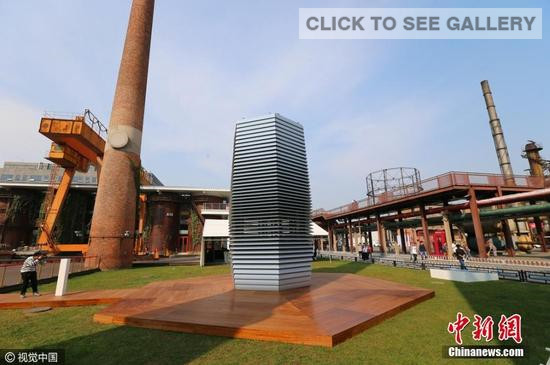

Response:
(0, 0), (548, 209)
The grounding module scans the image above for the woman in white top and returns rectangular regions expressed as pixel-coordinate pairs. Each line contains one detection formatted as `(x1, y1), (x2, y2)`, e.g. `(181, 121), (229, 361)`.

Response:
(410, 244), (418, 262)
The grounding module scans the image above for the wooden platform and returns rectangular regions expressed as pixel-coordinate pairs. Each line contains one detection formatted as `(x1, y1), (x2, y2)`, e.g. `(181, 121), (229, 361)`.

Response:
(0, 289), (136, 309)
(94, 273), (434, 347)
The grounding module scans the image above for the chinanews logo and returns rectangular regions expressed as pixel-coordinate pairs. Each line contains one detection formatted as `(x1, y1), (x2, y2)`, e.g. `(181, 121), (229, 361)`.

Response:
(447, 312), (522, 344)
(444, 312), (526, 359)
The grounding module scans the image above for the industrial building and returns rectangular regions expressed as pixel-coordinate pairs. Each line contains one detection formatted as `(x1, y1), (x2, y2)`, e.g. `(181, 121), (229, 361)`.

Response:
(313, 170), (549, 257)
(0, 162), (98, 185)
(312, 81), (550, 258)
(0, 176), (231, 262)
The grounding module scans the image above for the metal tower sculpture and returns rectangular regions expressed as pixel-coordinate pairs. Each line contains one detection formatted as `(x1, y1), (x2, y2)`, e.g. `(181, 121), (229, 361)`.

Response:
(230, 114), (313, 291)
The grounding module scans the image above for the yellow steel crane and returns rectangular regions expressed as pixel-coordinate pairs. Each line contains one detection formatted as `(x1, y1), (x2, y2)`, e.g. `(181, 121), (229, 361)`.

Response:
(37, 110), (106, 254)
(37, 110), (157, 254)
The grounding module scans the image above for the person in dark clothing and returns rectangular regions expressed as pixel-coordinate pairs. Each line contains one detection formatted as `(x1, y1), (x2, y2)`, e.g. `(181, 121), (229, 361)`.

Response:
(455, 244), (468, 270)
(20, 251), (45, 298)
(418, 242), (427, 260)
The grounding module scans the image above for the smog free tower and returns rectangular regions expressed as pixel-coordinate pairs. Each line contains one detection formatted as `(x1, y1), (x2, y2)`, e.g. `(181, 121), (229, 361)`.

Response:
(230, 114), (313, 291)
(87, 0), (155, 269)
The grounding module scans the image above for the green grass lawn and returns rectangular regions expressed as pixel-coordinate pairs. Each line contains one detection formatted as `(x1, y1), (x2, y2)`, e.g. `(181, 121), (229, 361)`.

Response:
(0, 260), (548, 365)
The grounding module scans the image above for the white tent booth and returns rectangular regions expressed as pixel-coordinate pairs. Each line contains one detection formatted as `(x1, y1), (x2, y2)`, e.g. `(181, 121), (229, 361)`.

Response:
(200, 219), (328, 266)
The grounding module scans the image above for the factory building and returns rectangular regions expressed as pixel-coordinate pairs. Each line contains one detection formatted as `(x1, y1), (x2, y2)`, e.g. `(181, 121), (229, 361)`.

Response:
(0, 161), (162, 186)
(0, 166), (230, 263)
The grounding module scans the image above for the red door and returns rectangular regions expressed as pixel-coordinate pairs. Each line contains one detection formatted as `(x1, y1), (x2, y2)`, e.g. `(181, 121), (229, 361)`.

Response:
(180, 236), (190, 252)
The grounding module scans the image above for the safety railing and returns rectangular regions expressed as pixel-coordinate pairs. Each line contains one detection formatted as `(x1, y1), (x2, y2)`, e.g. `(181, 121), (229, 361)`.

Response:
(202, 202), (229, 211)
(0, 256), (99, 288)
(43, 110), (107, 138)
(83, 109), (108, 137)
(311, 208), (326, 217)
(321, 172), (545, 218)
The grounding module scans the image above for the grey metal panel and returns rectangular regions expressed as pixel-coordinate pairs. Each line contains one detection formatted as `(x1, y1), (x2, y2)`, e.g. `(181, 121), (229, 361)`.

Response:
(230, 114), (312, 291)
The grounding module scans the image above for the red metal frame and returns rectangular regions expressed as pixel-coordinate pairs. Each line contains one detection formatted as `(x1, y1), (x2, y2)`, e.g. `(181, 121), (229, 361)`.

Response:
(313, 171), (545, 220)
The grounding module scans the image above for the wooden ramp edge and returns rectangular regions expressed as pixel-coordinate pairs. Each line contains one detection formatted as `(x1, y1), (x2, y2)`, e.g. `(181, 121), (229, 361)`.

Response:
(0, 289), (136, 309)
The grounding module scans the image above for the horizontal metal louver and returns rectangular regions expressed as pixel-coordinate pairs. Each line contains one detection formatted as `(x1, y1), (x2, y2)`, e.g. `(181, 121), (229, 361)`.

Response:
(230, 114), (312, 290)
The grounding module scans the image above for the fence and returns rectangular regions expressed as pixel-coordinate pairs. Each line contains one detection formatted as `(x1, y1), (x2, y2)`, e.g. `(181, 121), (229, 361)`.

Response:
(202, 202), (229, 211)
(375, 256), (550, 285)
(0, 256), (99, 288)
(317, 251), (550, 285)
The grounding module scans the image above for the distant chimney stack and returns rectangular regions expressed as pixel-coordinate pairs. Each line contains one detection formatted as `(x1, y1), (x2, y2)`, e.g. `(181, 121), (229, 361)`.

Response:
(481, 80), (515, 184)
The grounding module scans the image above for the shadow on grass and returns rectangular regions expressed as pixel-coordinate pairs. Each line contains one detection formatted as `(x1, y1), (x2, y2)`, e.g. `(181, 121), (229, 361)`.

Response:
(49, 325), (228, 365)
(451, 279), (550, 365)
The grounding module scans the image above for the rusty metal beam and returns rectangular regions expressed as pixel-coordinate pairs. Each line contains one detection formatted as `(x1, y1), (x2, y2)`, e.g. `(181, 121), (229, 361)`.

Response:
(323, 187), (550, 227)
(469, 187), (487, 257)
(419, 204), (432, 254)
(327, 223), (334, 251)
(376, 215), (386, 253)
(347, 218), (354, 252)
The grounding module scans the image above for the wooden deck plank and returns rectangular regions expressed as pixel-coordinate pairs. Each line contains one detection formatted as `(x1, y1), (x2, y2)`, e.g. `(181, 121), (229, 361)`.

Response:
(94, 273), (434, 347)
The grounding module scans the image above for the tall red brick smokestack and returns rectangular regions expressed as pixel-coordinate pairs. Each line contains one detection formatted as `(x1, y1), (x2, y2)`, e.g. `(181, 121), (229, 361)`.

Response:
(87, 0), (155, 270)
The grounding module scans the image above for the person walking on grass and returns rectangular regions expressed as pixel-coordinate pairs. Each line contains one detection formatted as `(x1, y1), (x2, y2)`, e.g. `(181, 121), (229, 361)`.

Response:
(410, 243), (418, 263)
(419, 241), (427, 260)
(486, 238), (498, 257)
(360, 244), (365, 261)
(20, 251), (45, 298)
(455, 243), (468, 270)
